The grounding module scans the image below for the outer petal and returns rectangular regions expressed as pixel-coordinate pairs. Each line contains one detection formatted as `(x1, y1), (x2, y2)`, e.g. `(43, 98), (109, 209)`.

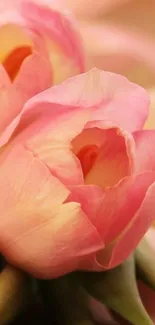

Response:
(67, 184), (104, 226)
(0, 65), (22, 137)
(0, 146), (103, 278)
(10, 104), (91, 186)
(68, 173), (155, 271)
(96, 173), (155, 270)
(23, 68), (149, 132)
(133, 130), (155, 173)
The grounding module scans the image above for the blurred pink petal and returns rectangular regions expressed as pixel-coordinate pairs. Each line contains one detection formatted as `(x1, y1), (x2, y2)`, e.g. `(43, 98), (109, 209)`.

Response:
(0, 0), (84, 84)
(145, 88), (155, 129)
(22, 1), (84, 72)
(0, 0), (85, 145)
(0, 54), (52, 147)
(14, 52), (52, 103)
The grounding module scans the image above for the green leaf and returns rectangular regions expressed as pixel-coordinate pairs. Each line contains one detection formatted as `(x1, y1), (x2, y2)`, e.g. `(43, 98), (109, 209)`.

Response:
(79, 256), (153, 325)
(135, 237), (155, 291)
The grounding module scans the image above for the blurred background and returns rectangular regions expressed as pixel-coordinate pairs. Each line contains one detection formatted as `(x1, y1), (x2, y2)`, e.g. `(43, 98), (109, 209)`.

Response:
(66, 0), (155, 87)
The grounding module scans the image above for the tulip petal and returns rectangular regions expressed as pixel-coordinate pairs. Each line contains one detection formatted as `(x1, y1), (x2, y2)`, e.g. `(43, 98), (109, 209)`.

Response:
(133, 130), (155, 173)
(67, 173), (155, 271)
(73, 125), (135, 187)
(0, 146), (103, 278)
(24, 68), (149, 132)
(14, 52), (52, 103)
(9, 95), (93, 185)
(0, 52), (53, 147)
(0, 65), (21, 136)
(144, 88), (155, 129)
(20, 1), (84, 83)
(0, 24), (31, 63)
(95, 173), (155, 269)
(84, 127), (134, 188)
(67, 184), (104, 226)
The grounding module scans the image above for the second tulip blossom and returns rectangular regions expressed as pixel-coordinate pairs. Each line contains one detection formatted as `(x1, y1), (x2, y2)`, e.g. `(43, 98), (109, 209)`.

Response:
(0, 0), (84, 86)
(0, 68), (155, 279)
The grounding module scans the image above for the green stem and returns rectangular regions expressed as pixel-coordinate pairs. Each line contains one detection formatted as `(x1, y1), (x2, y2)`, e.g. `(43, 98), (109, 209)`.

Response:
(79, 256), (153, 325)
(136, 238), (155, 291)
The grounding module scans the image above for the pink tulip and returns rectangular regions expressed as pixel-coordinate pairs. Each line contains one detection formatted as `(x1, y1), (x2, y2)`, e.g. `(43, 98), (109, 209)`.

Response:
(0, 68), (155, 279)
(0, 0), (84, 86)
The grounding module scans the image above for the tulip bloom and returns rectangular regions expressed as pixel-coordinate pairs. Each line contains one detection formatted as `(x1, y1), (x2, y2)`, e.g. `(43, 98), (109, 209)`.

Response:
(0, 68), (155, 279)
(0, 0), (84, 87)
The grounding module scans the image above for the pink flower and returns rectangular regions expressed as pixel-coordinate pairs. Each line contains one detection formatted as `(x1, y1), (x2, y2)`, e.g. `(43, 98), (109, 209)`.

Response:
(0, 0), (84, 86)
(0, 68), (155, 279)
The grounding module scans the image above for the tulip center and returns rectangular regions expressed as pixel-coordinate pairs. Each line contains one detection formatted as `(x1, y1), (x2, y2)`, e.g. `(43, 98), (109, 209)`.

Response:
(3, 46), (32, 81)
(76, 145), (99, 177)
